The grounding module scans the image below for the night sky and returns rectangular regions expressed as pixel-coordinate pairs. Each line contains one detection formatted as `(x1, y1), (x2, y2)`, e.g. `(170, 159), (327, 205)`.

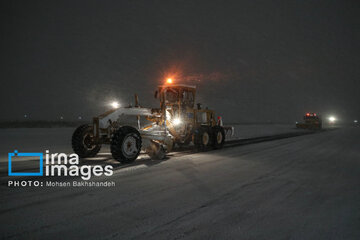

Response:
(1, 0), (359, 123)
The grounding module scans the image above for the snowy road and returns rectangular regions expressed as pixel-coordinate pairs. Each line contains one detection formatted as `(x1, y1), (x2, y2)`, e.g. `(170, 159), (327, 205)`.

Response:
(1, 126), (360, 239)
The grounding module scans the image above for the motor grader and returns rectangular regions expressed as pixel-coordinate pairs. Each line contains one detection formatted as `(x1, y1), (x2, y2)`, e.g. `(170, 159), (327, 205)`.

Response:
(72, 80), (233, 163)
(296, 112), (322, 130)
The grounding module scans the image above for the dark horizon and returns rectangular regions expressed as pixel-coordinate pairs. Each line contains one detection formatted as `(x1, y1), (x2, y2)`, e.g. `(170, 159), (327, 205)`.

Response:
(1, 0), (359, 123)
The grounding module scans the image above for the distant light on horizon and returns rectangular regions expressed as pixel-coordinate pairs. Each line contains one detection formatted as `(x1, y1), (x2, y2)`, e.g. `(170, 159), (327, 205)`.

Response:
(354, 120), (358, 123)
(328, 116), (336, 123)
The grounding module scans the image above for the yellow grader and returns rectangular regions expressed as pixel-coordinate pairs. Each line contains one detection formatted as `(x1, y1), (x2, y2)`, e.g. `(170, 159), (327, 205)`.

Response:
(296, 112), (322, 130)
(72, 79), (233, 163)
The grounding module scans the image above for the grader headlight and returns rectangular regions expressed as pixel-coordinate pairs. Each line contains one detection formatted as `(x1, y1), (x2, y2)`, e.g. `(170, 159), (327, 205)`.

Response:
(173, 118), (182, 126)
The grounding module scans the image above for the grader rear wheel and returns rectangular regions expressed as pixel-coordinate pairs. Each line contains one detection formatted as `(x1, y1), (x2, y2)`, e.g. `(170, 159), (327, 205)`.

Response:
(194, 127), (212, 151)
(212, 126), (225, 149)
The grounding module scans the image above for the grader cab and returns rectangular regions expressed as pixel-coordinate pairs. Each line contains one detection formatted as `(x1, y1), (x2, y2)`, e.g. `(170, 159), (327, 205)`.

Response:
(72, 80), (233, 163)
(154, 84), (218, 145)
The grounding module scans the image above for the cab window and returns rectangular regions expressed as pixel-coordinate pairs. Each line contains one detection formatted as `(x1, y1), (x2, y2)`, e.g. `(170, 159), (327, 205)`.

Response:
(182, 90), (194, 107)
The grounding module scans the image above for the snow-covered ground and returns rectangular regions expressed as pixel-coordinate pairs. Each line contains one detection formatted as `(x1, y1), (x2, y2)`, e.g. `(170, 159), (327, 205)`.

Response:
(1, 127), (359, 239)
(232, 123), (304, 139)
(0, 128), (75, 163)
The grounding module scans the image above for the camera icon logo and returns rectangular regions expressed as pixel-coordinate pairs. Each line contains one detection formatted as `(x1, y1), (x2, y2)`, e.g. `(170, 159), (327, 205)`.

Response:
(8, 150), (43, 176)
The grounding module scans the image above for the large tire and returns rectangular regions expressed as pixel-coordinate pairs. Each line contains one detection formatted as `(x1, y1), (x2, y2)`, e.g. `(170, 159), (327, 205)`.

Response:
(111, 126), (142, 164)
(212, 126), (225, 149)
(72, 124), (101, 158)
(194, 126), (212, 151)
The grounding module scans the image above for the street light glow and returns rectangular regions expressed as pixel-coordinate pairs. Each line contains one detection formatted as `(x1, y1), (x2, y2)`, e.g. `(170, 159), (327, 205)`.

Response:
(110, 101), (120, 109)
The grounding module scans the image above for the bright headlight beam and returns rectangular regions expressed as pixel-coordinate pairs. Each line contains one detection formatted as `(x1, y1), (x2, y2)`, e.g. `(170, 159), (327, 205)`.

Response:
(328, 116), (336, 123)
(173, 118), (181, 125)
(110, 101), (120, 109)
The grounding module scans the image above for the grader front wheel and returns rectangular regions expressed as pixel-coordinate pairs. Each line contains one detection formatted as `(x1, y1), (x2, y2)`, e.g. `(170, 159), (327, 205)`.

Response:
(72, 124), (101, 158)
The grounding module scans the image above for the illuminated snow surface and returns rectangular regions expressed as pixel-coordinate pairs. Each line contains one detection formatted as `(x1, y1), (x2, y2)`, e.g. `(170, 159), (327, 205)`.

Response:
(1, 125), (359, 240)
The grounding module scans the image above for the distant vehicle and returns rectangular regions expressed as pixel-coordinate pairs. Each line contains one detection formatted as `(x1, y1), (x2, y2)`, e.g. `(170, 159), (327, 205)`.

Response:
(354, 120), (359, 127)
(296, 113), (322, 130)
